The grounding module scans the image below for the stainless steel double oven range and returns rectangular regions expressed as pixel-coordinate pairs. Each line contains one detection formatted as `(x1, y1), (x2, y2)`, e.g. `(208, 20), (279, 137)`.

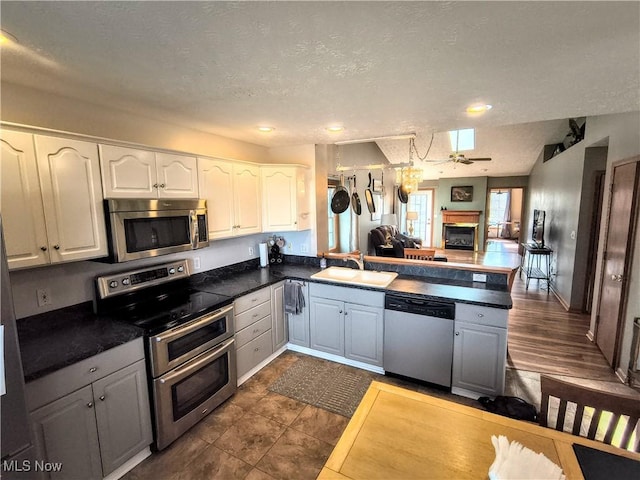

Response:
(95, 260), (236, 450)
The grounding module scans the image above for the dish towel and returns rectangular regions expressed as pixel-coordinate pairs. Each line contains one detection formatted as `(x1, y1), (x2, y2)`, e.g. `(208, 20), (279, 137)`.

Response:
(284, 281), (305, 315)
(489, 435), (566, 480)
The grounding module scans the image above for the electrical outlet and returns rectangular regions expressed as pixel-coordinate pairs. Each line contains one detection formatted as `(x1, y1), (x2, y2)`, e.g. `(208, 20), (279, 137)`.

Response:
(287, 243), (293, 251)
(472, 273), (487, 283)
(300, 244), (309, 253)
(193, 257), (201, 270)
(37, 288), (52, 307)
(248, 246), (255, 256)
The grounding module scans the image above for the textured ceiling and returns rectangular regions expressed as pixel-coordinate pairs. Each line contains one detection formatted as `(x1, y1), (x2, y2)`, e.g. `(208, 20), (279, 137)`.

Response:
(1, 1), (638, 178)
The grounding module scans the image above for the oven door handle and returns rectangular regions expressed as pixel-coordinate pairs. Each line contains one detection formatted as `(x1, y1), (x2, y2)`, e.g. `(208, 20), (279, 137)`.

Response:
(159, 337), (234, 384)
(152, 304), (234, 344)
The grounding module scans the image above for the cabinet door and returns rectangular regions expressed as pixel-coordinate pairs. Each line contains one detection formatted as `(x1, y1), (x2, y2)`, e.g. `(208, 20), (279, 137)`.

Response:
(98, 145), (157, 198)
(261, 167), (297, 232)
(236, 329), (273, 379)
(155, 152), (199, 198)
(309, 297), (344, 356)
(35, 136), (108, 263)
(344, 304), (383, 366)
(233, 163), (262, 236)
(288, 283), (310, 347)
(0, 130), (49, 269)
(30, 385), (102, 480)
(92, 360), (153, 476)
(295, 168), (311, 231)
(452, 321), (507, 397)
(198, 158), (235, 239)
(271, 281), (288, 350)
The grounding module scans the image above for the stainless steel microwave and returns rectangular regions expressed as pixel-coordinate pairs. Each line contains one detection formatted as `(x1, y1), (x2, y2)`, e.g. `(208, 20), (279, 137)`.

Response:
(104, 199), (209, 262)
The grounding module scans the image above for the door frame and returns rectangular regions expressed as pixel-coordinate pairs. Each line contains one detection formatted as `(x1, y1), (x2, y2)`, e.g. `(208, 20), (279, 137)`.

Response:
(594, 156), (640, 368)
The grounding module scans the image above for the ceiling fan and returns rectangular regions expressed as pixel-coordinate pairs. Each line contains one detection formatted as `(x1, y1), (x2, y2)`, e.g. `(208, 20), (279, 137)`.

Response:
(411, 133), (492, 165)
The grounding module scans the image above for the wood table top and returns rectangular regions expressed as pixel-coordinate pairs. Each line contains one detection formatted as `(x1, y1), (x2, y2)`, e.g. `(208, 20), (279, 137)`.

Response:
(318, 381), (640, 480)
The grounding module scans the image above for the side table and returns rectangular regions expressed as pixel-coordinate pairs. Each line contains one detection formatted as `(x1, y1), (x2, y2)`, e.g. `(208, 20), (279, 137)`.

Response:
(520, 243), (553, 292)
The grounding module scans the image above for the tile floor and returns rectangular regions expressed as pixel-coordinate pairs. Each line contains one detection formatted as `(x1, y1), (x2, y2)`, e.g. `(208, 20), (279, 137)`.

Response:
(124, 351), (543, 480)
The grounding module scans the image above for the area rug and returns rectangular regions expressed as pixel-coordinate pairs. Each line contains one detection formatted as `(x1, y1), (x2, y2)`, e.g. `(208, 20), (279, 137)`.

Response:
(268, 358), (372, 418)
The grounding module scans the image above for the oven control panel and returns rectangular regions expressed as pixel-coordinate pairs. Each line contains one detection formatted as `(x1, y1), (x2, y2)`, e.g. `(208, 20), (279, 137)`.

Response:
(96, 259), (190, 299)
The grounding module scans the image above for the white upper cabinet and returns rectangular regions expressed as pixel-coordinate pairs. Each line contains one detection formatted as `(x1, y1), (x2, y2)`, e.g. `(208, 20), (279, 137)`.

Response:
(261, 165), (310, 232)
(99, 145), (198, 199)
(0, 129), (107, 269)
(198, 158), (261, 240)
(0, 129), (50, 269)
(35, 135), (108, 264)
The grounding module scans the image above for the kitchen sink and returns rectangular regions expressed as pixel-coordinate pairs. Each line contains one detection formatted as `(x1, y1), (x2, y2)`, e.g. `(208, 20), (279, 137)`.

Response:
(310, 267), (398, 288)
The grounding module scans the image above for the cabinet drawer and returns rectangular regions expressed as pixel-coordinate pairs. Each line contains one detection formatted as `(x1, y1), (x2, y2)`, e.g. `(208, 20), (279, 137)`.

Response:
(236, 330), (273, 378)
(455, 303), (508, 328)
(234, 287), (271, 314)
(309, 283), (384, 308)
(235, 315), (272, 349)
(235, 300), (271, 331)
(25, 338), (144, 412)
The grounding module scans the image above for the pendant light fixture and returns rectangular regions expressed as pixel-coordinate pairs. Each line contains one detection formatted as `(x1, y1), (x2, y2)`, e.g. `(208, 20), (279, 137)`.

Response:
(400, 138), (423, 194)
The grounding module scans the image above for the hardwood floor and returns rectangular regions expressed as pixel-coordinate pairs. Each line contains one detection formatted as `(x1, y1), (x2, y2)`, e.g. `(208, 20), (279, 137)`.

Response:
(507, 273), (618, 381)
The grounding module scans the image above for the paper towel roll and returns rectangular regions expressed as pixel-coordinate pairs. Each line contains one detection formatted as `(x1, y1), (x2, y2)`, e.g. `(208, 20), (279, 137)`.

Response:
(259, 243), (268, 267)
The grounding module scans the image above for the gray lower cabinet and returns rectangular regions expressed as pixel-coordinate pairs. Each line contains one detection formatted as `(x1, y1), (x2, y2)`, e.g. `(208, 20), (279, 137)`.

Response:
(452, 303), (508, 398)
(286, 281), (310, 348)
(236, 330), (273, 378)
(270, 281), (288, 351)
(26, 340), (152, 480)
(234, 287), (274, 379)
(309, 283), (384, 367)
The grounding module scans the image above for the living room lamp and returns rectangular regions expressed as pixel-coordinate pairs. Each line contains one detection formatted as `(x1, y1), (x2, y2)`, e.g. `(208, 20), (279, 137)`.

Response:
(406, 211), (418, 236)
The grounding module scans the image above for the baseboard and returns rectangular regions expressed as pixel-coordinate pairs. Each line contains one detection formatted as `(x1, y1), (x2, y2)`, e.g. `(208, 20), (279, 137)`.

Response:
(586, 330), (595, 342)
(286, 343), (385, 375)
(103, 447), (151, 480)
(615, 367), (628, 384)
(551, 286), (571, 311)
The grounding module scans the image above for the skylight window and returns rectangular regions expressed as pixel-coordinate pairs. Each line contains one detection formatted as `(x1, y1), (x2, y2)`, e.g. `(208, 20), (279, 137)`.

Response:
(449, 128), (475, 151)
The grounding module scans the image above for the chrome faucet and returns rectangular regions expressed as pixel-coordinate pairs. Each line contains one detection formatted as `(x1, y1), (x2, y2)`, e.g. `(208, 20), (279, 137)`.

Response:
(343, 252), (365, 270)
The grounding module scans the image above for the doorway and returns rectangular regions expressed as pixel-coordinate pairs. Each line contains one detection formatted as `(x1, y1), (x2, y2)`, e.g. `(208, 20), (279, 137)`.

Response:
(485, 188), (524, 254)
(595, 157), (640, 368)
(399, 189), (435, 247)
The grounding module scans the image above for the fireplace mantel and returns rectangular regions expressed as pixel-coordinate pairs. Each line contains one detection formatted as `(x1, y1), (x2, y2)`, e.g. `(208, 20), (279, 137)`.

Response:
(442, 210), (482, 224)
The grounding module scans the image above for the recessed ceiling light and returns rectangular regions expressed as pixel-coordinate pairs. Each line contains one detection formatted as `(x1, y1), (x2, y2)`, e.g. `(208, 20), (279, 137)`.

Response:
(466, 104), (493, 115)
(0, 29), (18, 45)
(257, 126), (275, 133)
(327, 125), (344, 133)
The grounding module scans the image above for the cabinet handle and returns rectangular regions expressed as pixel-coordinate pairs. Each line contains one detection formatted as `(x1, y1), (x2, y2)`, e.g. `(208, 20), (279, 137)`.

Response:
(253, 328), (259, 333)
(455, 332), (460, 336)
(254, 347), (260, 352)
(159, 183), (166, 188)
(40, 246), (47, 251)
(53, 245), (60, 250)
(89, 367), (97, 373)
(153, 183), (159, 188)
(99, 395), (105, 401)
(477, 313), (484, 318)
(87, 402), (93, 408)
(339, 310), (343, 314)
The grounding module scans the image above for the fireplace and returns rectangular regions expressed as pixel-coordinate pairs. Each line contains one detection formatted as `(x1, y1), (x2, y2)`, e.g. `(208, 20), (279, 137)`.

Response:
(443, 224), (477, 251)
(441, 210), (481, 251)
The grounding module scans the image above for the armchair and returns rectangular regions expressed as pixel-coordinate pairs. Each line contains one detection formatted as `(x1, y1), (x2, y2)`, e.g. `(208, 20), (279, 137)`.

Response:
(368, 225), (422, 257)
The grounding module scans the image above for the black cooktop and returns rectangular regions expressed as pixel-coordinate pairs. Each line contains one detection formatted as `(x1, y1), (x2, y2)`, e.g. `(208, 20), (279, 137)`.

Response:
(96, 280), (233, 336)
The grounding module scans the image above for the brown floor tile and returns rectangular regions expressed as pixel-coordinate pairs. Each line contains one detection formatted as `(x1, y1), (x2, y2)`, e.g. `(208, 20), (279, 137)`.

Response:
(256, 428), (334, 480)
(229, 384), (270, 410)
(290, 405), (350, 446)
(251, 391), (307, 425)
(245, 468), (277, 480)
(191, 399), (247, 444)
(122, 429), (208, 480)
(214, 411), (287, 465)
(174, 443), (253, 480)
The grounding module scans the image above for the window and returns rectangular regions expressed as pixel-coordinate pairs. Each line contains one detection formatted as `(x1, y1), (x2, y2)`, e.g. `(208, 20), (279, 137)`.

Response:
(449, 128), (475, 151)
(328, 186), (337, 250)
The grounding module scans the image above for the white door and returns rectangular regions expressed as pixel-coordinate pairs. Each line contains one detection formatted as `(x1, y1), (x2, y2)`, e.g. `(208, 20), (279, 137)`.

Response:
(99, 145), (157, 198)
(262, 167), (296, 231)
(234, 163), (262, 236)
(309, 297), (344, 356)
(344, 304), (383, 366)
(35, 135), (108, 263)
(155, 152), (199, 198)
(400, 189), (435, 246)
(198, 158), (235, 239)
(0, 130), (50, 268)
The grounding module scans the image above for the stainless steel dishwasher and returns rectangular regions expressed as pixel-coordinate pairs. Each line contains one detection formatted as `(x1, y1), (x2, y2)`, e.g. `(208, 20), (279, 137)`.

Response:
(384, 294), (455, 387)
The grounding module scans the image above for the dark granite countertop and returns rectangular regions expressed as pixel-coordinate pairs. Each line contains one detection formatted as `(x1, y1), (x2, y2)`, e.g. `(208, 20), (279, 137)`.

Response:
(17, 261), (511, 383)
(17, 302), (144, 382)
